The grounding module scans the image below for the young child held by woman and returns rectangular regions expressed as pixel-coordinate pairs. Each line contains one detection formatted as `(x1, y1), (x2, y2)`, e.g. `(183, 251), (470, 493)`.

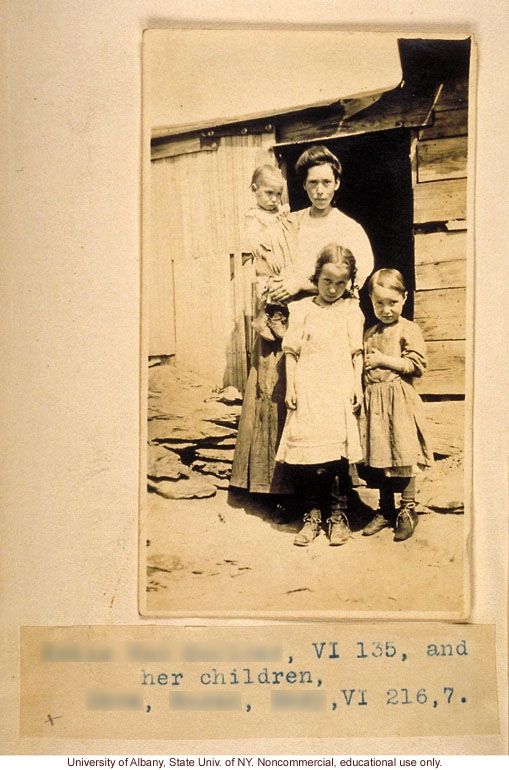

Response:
(276, 244), (364, 546)
(362, 269), (433, 541)
(245, 164), (290, 341)
(230, 164), (292, 500)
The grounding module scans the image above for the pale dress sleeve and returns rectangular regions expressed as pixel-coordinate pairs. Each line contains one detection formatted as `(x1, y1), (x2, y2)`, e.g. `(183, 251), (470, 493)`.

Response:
(345, 299), (365, 357)
(282, 300), (307, 360)
(400, 320), (427, 377)
(349, 222), (374, 291)
(244, 210), (262, 256)
(246, 210), (284, 301)
(257, 217), (286, 274)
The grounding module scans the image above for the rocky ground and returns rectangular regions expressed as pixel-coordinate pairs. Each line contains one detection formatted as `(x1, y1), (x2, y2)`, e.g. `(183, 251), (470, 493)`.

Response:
(143, 360), (467, 617)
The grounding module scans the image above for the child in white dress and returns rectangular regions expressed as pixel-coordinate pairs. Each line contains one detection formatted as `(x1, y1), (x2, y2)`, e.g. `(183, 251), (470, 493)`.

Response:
(276, 244), (364, 546)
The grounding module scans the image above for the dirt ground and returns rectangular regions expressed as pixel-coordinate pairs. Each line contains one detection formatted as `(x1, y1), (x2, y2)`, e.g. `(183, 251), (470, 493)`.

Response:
(143, 485), (466, 617)
(144, 363), (466, 618)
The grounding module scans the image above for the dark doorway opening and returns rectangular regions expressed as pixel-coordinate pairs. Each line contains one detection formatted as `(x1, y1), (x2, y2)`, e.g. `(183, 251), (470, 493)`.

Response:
(278, 129), (414, 326)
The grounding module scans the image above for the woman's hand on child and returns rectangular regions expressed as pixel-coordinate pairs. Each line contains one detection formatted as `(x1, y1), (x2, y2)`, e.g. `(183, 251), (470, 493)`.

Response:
(285, 384), (297, 410)
(365, 348), (386, 370)
(269, 276), (301, 302)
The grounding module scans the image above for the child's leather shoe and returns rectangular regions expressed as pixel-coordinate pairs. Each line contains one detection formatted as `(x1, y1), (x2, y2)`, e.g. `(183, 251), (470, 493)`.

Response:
(363, 511), (391, 536)
(294, 510), (321, 546)
(394, 503), (418, 541)
(327, 512), (351, 546)
(266, 312), (288, 339)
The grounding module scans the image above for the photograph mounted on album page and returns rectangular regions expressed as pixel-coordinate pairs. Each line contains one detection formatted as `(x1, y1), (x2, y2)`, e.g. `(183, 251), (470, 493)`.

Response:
(140, 29), (474, 619)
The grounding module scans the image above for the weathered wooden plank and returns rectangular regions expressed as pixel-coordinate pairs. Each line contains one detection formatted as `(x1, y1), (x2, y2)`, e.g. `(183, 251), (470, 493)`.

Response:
(419, 107), (468, 140)
(151, 135), (202, 160)
(434, 77), (469, 112)
(417, 136), (468, 182)
(413, 178), (467, 223)
(415, 340), (465, 395)
(415, 259), (466, 291)
(414, 230), (467, 266)
(276, 86), (440, 144)
(233, 250), (248, 392)
(148, 167), (173, 356)
(423, 400), (465, 455)
(278, 107), (428, 144)
(414, 288), (466, 340)
(242, 258), (256, 355)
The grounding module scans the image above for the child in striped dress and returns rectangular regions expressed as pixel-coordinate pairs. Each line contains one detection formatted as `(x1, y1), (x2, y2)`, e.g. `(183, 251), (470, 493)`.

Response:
(362, 269), (433, 541)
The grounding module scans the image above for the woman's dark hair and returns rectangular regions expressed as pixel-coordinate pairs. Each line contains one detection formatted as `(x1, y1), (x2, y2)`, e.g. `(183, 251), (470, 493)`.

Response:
(368, 268), (407, 296)
(311, 243), (357, 293)
(295, 144), (342, 185)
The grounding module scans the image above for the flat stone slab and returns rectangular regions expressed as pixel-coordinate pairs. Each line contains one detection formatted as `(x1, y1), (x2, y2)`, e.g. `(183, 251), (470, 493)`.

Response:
(151, 440), (197, 452)
(192, 460), (232, 478)
(193, 472), (230, 490)
(417, 453), (464, 513)
(148, 417), (235, 443)
(148, 363), (240, 445)
(148, 445), (188, 480)
(206, 386), (243, 405)
(148, 474), (217, 500)
(212, 438), (237, 448)
(195, 448), (235, 463)
(150, 403), (241, 423)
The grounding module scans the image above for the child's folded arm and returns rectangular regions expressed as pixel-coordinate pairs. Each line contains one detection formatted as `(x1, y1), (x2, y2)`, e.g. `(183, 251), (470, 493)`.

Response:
(400, 355), (422, 376)
(400, 351), (426, 376)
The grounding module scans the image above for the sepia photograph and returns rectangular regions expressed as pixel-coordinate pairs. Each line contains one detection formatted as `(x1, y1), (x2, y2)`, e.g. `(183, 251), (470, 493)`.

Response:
(2, 1), (507, 758)
(141, 30), (472, 618)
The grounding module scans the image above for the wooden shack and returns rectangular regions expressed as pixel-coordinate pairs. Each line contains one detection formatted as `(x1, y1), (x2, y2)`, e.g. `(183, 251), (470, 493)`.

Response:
(148, 37), (471, 457)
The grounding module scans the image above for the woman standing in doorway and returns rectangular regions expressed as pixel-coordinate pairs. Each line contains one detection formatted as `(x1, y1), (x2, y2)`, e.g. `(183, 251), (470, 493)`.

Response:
(229, 145), (374, 517)
(263, 144), (373, 305)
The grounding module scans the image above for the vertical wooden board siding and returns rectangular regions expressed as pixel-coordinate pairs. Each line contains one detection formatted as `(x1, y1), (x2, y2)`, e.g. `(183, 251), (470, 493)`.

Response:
(151, 131), (276, 386)
(171, 151), (220, 381)
(218, 138), (245, 388)
(417, 136), (468, 183)
(414, 287), (466, 340)
(173, 256), (209, 377)
(233, 250), (248, 391)
(413, 178), (467, 223)
(419, 107), (468, 140)
(423, 401), (465, 456)
(226, 266), (235, 388)
(414, 230), (467, 266)
(242, 259), (256, 355)
(206, 151), (233, 385)
(148, 160), (176, 356)
(415, 340), (465, 395)
(215, 143), (239, 387)
(415, 259), (466, 290)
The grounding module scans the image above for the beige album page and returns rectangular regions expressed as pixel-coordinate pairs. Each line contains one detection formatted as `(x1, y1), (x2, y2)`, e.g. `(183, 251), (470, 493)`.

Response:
(1, 1), (507, 758)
